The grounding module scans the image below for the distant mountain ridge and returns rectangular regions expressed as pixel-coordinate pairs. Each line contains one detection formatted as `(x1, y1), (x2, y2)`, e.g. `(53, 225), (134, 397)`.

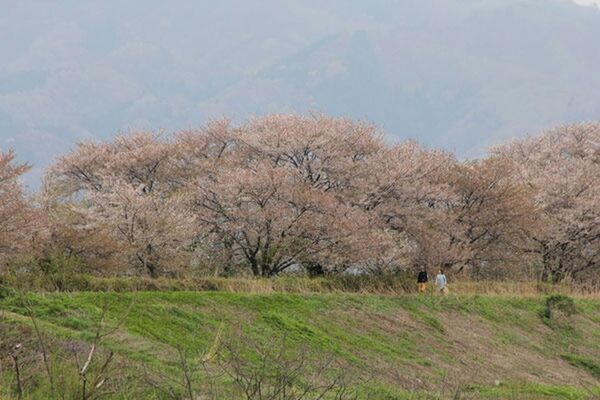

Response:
(1, 0), (600, 188)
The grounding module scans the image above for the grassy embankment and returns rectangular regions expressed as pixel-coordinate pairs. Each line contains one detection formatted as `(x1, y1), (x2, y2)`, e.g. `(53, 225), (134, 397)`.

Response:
(1, 284), (600, 399)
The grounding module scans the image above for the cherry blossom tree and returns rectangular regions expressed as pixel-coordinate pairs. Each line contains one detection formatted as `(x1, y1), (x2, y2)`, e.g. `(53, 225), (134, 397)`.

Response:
(355, 141), (454, 270)
(85, 179), (194, 277)
(191, 160), (351, 276)
(187, 115), (407, 276)
(238, 113), (384, 194)
(44, 133), (195, 276)
(358, 141), (536, 276)
(439, 157), (537, 276)
(0, 150), (40, 267)
(494, 123), (600, 282)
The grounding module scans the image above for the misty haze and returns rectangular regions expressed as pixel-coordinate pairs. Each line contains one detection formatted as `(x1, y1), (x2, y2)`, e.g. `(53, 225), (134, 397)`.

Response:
(2, 0), (600, 186)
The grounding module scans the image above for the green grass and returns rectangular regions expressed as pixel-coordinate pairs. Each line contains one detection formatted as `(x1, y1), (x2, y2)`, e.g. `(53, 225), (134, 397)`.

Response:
(1, 291), (600, 399)
(561, 354), (600, 379)
(466, 382), (600, 399)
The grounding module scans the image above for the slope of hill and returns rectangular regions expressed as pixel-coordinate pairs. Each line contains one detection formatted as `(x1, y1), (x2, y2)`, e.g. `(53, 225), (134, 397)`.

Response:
(1, 291), (599, 398)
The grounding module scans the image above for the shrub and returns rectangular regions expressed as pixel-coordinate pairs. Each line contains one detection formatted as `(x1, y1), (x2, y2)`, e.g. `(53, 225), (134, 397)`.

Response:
(540, 294), (577, 327)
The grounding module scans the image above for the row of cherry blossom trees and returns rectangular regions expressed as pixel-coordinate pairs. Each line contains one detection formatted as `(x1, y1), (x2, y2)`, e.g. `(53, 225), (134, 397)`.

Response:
(1, 115), (598, 282)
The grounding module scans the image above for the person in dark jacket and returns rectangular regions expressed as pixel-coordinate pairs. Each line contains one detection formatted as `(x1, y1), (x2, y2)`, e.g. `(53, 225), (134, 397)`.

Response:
(417, 269), (428, 293)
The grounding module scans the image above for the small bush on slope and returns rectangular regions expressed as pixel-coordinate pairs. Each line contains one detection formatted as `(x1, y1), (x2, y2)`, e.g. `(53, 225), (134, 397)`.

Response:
(540, 294), (578, 328)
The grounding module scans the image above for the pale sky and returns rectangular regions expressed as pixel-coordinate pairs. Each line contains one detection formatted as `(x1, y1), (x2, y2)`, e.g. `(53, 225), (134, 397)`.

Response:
(573, 0), (600, 6)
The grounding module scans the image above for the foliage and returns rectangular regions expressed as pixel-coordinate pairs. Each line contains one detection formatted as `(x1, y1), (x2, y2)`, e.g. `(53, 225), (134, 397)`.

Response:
(540, 294), (578, 327)
(0, 150), (44, 270)
(1, 116), (598, 281)
(494, 123), (600, 283)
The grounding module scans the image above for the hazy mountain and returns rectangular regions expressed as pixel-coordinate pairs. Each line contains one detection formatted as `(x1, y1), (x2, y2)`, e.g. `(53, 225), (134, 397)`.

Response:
(1, 0), (600, 187)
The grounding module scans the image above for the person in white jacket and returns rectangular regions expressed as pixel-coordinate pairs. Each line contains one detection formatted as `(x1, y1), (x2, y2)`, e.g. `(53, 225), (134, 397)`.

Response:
(435, 270), (448, 295)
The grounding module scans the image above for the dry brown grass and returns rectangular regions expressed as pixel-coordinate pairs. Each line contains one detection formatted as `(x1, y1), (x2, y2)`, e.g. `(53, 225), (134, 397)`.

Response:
(3, 271), (600, 298)
(449, 280), (600, 299)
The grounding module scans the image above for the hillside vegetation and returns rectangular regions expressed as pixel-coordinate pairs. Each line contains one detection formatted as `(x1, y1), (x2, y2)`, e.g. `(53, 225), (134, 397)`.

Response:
(1, 290), (600, 399)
